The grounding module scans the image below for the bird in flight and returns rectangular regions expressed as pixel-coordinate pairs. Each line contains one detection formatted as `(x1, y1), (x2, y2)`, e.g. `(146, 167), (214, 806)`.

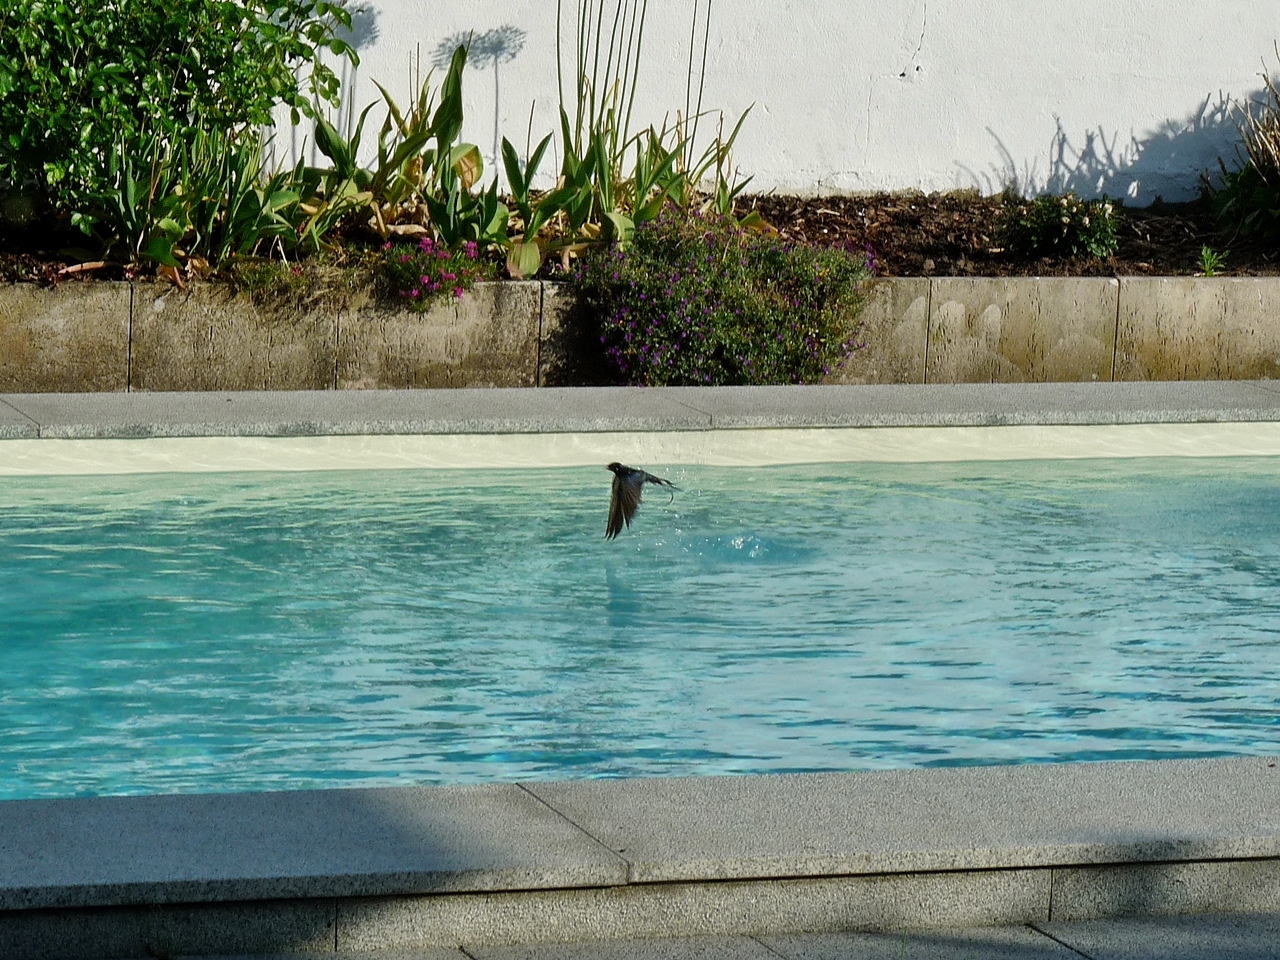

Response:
(605, 462), (678, 540)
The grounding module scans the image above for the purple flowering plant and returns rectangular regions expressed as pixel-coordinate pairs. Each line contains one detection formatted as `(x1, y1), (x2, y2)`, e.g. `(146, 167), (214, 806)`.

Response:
(570, 207), (872, 386)
(378, 236), (494, 310)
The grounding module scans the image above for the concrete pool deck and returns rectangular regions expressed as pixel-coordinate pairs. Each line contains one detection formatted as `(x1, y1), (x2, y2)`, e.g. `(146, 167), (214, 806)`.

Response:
(2, 759), (1279, 957)
(4, 380), (1280, 474)
(3, 380), (1280, 957)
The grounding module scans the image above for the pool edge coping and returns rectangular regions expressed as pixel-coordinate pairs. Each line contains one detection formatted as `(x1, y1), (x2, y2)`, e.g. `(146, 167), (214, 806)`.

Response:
(2, 758), (1280, 953)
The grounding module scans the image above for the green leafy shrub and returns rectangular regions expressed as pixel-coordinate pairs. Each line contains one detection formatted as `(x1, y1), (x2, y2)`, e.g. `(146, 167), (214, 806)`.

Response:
(1215, 164), (1280, 241)
(570, 209), (870, 386)
(1002, 192), (1119, 259)
(1213, 51), (1280, 242)
(378, 236), (495, 310)
(0, 0), (356, 229)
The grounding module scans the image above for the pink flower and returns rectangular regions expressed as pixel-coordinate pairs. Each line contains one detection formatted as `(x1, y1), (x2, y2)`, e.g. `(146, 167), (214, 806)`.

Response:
(453, 286), (465, 298)
(410, 288), (420, 297)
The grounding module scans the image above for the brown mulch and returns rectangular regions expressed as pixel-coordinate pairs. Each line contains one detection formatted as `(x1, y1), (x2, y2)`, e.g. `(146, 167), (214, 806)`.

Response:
(747, 191), (1280, 277)
(4, 191), (1278, 283)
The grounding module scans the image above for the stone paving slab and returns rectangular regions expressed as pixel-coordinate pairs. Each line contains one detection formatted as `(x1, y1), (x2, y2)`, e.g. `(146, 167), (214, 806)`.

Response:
(1039, 913), (1280, 959)
(763, 925), (1078, 959)
(4, 381), (1280, 440)
(467, 934), (781, 959)
(183, 952), (466, 960)
(524, 758), (1280, 883)
(192, 916), (1280, 959)
(0, 785), (624, 911)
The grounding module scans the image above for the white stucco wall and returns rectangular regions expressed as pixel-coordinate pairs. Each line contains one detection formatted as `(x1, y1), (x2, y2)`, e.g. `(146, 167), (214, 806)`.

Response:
(307, 1), (1280, 205)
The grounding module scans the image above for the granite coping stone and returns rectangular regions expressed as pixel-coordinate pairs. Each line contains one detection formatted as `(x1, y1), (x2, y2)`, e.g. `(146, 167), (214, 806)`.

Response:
(524, 758), (1280, 884)
(2, 381), (1280, 440)
(1, 758), (1278, 916)
(0, 784), (625, 912)
(0, 395), (39, 438)
(0, 387), (711, 439)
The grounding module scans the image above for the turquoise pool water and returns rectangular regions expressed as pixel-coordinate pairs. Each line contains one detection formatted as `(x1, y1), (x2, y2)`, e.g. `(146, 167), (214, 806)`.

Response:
(2, 457), (1279, 799)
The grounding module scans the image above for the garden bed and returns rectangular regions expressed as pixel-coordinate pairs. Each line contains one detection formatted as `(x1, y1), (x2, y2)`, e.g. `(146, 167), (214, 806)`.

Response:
(5, 191), (1278, 285)
(749, 192), (1280, 278)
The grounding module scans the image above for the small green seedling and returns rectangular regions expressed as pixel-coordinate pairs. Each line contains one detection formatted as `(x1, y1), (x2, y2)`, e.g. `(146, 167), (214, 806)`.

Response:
(1200, 245), (1229, 277)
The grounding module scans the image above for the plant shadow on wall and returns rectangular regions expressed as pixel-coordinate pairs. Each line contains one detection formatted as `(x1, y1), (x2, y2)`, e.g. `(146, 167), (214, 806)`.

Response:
(432, 27), (528, 165)
(961, 89), (1255, 206)
(316, 4), (382, 159)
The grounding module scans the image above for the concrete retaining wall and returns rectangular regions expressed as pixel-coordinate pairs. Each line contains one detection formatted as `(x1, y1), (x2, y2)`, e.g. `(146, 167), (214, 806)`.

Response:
(2, 278), (1278, 392)
(836, 276), (1280, 385)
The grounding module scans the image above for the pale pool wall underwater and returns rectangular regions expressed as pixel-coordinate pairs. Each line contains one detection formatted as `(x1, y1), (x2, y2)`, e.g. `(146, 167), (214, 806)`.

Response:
(2, 383), (1280, 957)
(4, 422), (1280, 475)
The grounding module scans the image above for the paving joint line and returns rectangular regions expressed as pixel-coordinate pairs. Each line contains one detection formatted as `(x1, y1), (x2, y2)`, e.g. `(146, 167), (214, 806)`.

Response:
(0, 396), (39, 430)
(1029, 921), (1100, 960)
(750, 933), (795, 959)
(1246, 379), (1280, 398)
(657, 393), (718, 426)
(514, 783), (632, 880)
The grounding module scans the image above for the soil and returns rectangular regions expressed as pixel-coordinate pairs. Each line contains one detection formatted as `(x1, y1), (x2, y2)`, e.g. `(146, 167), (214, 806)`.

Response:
(3, 190), (1278, 284)
(747, 192), (1280, 278)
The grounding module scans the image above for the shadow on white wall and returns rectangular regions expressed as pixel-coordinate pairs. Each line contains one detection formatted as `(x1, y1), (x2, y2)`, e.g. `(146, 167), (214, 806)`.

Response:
(432, 27), (529, 164)
(960, 86), (1267, 206)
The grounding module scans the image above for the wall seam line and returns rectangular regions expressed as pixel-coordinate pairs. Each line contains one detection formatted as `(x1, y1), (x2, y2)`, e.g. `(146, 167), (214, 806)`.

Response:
(1110, 276), (1121, 382)
(126, 281), (135, 392)
(536, 281), (545, 388)
(922, 278), (934, 384)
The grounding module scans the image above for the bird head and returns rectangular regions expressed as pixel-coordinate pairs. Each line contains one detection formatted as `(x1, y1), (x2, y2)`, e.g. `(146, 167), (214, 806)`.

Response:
(606, 462), (623, 474)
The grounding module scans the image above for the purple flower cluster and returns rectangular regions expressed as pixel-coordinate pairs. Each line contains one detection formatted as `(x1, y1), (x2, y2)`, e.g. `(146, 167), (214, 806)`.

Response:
(572, 208), (871, 386)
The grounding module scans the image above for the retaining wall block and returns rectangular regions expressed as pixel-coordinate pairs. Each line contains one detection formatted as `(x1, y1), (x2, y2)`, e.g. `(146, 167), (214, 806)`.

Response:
(339, 281), (541, 389)
(131, 283), (337, 391)
(927, 278), (1118, 384)
(0, 282), (131, 392)
(337, 870), (1050, 950)
(827, 277), (930, 385)
(1049, 859), (1280, 922)
(1115, 277), (1280, 381)
(538, 281), (614, 387)
(0, 899), (337, 960)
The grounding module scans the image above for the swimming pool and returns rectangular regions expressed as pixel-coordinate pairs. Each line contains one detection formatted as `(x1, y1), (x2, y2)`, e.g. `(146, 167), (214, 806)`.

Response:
(3, 456), (1279, 799)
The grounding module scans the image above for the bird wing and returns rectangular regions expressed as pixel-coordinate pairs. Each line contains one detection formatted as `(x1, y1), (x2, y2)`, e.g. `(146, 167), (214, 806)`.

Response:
(606, 472), (644, 539)
(642, 472), (677, 502)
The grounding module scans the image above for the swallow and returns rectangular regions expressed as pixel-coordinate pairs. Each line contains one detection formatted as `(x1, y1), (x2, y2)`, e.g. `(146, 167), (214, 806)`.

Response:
(605, 462), (678, 539)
